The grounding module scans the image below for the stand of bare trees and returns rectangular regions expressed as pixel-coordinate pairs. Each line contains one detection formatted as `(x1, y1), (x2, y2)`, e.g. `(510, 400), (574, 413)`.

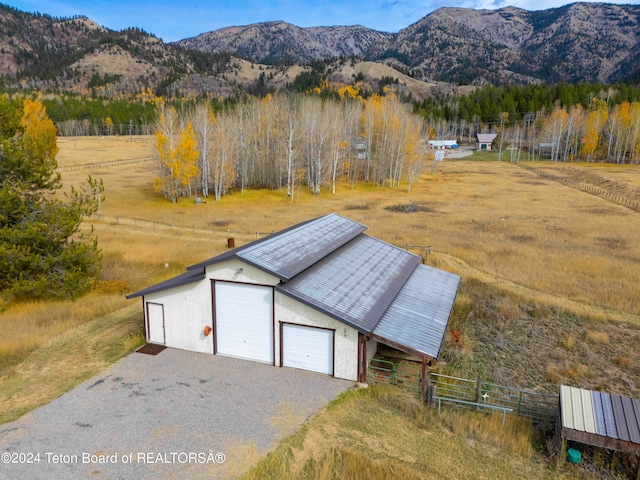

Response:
(153, 92), (433, 202)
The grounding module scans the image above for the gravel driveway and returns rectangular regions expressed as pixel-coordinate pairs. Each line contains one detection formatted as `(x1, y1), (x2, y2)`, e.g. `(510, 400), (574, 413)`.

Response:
(0, 348), (353, 479)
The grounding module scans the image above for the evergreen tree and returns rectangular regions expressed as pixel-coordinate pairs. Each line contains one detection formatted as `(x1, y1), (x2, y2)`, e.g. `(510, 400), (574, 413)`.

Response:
(0, 96), (103, 302)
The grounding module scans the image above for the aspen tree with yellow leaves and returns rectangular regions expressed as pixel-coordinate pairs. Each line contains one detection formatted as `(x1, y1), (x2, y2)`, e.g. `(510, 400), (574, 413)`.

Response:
(1, 96), (102, 302)
(596, 101), (640, 163)
(154, 104), (199, 203)
(21, 98), (59, 165)
(582, 100), (608, 162)
(542, 107), (569, 162)
(628, 102), (640, 164)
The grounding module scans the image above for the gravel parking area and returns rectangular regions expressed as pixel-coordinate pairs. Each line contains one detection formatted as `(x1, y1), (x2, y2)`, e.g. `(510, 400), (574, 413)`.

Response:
(0, 348), (353, 479)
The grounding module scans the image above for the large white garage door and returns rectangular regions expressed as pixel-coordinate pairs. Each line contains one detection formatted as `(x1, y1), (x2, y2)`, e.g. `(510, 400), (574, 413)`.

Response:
(146, 302), (165, 345)
(282, 324), (334, 375)
(215, 282), (273, 363)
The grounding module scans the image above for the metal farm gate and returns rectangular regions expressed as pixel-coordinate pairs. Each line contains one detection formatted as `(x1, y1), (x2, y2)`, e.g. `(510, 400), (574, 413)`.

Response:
(426, 373), (559, 426)
(367, 362), (558, 426)
(368, 358), (422, 394)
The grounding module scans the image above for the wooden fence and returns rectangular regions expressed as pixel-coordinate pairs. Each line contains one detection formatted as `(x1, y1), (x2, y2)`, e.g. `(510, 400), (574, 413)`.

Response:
(58, 157), (154, 172)
(518, 163), (640, 212)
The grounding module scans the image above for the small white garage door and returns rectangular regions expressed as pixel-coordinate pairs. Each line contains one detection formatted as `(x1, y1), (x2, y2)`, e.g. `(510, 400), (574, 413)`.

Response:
(215, 282), (273, 363)
(282, 324), (334, 375)
(146, 302), (165, 345)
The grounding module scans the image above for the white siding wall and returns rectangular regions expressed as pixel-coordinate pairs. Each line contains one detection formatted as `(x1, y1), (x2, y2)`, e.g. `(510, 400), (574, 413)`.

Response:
(205, 259), (280, 286)
(143, 260), (360, 382)
(144, 280), (213, 354)
(275, 292), (359, 381)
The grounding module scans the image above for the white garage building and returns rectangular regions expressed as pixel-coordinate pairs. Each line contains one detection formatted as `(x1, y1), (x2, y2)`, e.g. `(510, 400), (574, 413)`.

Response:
(127, 213), (460, 382)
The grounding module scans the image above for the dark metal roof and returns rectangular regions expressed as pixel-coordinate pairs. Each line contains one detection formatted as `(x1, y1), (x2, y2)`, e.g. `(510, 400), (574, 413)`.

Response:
(185, 216), (320, 273)
(126, 268), (205, 299)
(129, 213), (363, 299)
(184, 213), (365, 281)
(277, 234), (420, 333)
(372, 264), (461, 359)
(236, 213), (366, 280)
(561, 385), (640, 445)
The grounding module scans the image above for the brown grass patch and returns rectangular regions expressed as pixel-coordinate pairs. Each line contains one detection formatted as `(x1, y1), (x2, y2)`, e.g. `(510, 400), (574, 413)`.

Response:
(563, 335), (576, 351)
(586, 330), (610, 344)
(442, 279), (640, 399)
(564, 363), (591, 380)
(616, 356), (633, 368)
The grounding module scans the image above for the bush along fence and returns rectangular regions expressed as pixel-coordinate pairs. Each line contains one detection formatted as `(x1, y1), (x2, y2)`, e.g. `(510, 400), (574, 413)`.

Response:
(518, 163), (640, 212)
(425, 372), (559, 427)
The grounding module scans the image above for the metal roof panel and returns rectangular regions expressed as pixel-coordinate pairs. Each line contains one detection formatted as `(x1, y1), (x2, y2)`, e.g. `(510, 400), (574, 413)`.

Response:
(562, 386), (640, 446)
(612, 394), (630, 442)
(477, 133), (497, 143)
(561, 385), (574, 430)
(632, 399), (640, 443)
(237, 213), (366, 280)
(593, 391), (618, 438)
(571, 386), (586, 432)
(372, 264), (461, 358)
(623, 397), (640, 444)
(581, 388), (597, 434)
(277, 234), (420, 333)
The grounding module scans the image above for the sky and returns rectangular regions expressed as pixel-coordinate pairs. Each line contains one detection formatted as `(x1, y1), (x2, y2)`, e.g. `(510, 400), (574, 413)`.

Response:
(4, 0), (639, 42)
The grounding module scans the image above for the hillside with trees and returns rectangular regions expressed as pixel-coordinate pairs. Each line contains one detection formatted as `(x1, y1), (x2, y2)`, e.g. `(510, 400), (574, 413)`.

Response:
(1, 3), (640, 99)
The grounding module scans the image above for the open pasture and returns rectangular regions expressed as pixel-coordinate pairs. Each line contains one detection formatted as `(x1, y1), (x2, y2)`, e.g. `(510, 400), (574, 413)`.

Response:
(57, 137), (640, 320)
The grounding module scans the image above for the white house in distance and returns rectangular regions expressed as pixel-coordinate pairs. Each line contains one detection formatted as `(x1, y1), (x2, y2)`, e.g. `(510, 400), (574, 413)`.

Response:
(476, 133), (498, 151)
(428, 140), (458, 149)
(127, 213), (461, 383)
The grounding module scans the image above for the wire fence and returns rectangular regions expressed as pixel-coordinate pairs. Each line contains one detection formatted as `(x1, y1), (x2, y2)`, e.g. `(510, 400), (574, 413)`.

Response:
(88, 214), (238, 239)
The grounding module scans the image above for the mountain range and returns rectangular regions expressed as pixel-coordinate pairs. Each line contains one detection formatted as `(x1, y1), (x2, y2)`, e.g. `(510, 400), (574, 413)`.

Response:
(0, 2), (638, 99)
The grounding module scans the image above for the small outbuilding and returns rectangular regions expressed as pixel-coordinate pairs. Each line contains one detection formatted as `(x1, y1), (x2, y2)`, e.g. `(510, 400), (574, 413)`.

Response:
(559, 385), (640, 479)
(476, 133), (497, 151)
(127, 213), (461, 383)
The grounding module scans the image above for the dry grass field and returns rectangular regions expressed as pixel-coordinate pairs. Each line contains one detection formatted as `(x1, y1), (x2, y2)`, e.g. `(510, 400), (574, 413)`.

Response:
(2, 136), (640, 478)
(243, 385), (612, 480)
(57, 137), (640, 318)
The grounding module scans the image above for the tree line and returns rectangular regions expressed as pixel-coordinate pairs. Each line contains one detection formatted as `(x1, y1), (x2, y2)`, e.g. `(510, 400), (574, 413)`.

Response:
(415, 82), (640, 124)
(153, 90), (427, 203)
